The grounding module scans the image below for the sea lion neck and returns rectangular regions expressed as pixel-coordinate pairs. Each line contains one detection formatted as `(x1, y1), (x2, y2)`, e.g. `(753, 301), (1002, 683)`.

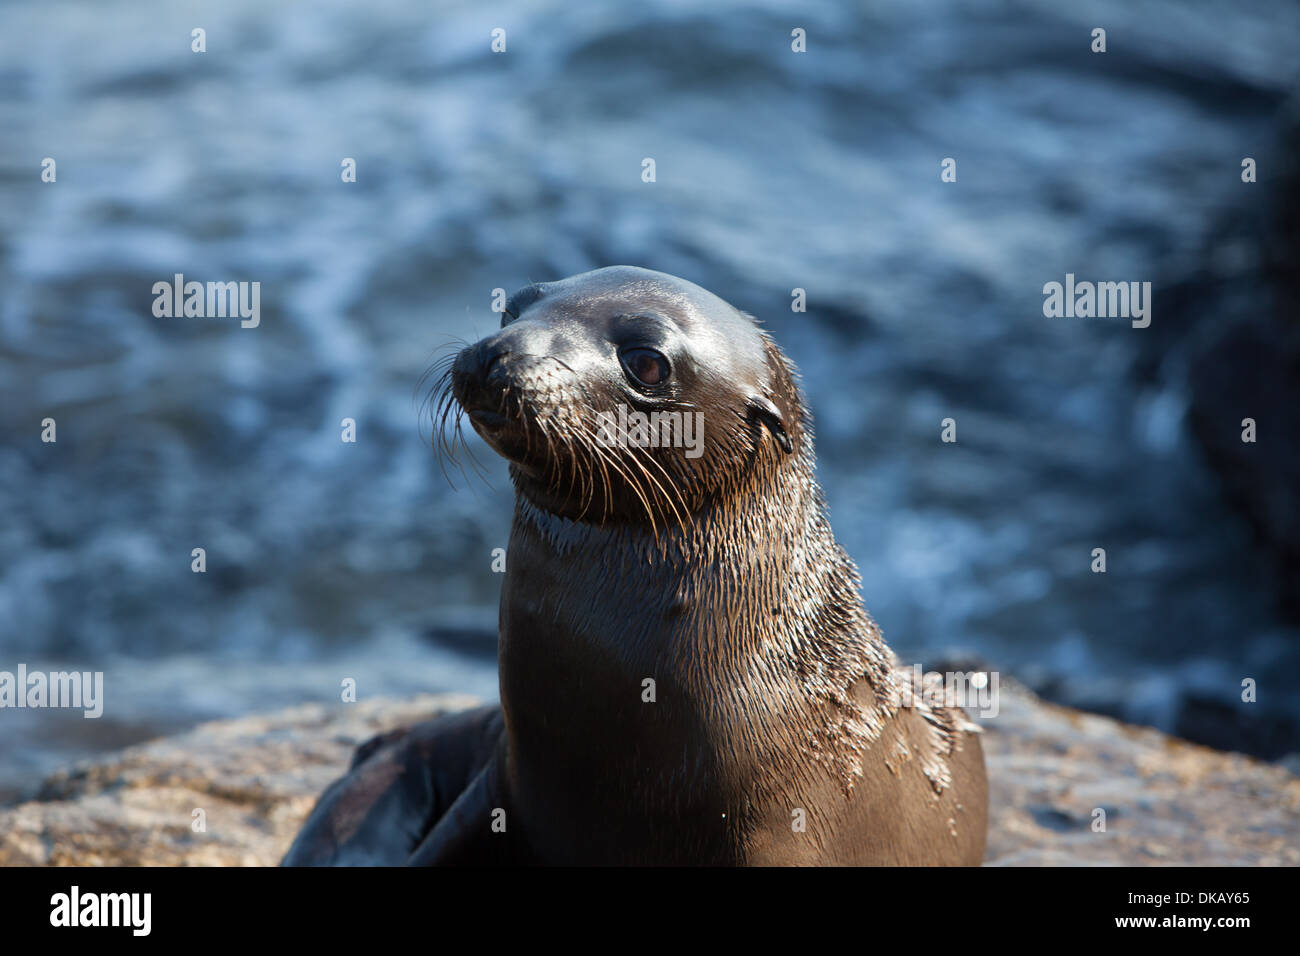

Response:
(504, 450), (860, 663)
(494, 470), (908, 862)
(499, 453), (896, 719)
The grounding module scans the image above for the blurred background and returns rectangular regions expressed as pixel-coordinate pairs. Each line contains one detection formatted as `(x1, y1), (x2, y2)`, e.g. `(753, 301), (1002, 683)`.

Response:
(2, 0), (1298, 802)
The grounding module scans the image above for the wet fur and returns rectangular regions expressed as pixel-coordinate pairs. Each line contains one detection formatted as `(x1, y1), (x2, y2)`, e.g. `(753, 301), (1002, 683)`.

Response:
(283, 267), (987, 866)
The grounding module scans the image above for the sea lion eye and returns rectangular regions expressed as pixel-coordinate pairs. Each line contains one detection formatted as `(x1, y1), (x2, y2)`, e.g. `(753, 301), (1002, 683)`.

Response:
(619, 348), (670, 388)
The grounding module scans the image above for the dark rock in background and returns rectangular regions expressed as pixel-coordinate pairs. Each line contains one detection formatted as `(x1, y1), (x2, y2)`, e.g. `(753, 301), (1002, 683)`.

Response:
(1139, 99), (1300, 624)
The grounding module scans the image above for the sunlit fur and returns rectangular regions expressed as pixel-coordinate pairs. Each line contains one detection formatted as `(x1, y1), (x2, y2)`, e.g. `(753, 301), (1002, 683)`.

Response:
(423, 268), (987, 865)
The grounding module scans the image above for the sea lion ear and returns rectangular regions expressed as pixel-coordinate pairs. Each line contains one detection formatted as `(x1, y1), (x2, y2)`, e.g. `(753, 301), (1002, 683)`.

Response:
(747, 395), (793, 454)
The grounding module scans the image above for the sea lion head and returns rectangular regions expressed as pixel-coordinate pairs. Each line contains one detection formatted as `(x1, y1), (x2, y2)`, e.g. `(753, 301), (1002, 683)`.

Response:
(437, 266), (803, 526)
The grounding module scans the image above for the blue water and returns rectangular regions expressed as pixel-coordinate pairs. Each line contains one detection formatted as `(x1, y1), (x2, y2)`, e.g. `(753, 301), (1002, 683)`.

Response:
(2, 0), (1298, 798)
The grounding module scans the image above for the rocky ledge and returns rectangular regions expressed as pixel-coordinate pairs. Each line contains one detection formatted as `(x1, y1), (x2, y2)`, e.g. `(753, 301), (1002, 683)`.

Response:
(0, 684), (1295, 866)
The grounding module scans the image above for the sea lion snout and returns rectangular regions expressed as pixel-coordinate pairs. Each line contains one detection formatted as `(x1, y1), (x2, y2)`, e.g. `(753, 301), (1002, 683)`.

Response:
(449, 323), (592, 473)
(450, 337), (511, 418)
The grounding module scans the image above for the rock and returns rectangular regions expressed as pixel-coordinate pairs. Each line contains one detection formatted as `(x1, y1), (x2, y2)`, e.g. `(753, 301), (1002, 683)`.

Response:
(0, 686), (1294, 866)
(0, 694), (478, 866)
(980, 680), (1298, 865)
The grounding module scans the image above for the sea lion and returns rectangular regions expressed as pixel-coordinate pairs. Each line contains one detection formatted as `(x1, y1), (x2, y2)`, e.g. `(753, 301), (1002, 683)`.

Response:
(282, 266), (987, 866)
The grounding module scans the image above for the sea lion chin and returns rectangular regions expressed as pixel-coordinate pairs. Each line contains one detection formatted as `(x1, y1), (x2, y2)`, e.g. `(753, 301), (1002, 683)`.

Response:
(283, 265), (988, 867)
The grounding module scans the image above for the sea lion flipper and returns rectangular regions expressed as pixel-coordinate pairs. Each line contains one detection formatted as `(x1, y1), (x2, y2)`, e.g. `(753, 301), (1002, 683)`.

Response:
(348, 725), (412, 769)
(280, 705), (503, 867)
(405, 744), (506, 866)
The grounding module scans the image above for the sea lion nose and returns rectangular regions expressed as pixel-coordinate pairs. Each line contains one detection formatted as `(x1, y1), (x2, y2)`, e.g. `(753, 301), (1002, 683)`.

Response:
(451, 338), (511, 411)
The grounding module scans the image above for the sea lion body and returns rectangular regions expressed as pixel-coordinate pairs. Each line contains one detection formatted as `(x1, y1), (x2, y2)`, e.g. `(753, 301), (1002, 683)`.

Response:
(283, 266), (987, 866)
